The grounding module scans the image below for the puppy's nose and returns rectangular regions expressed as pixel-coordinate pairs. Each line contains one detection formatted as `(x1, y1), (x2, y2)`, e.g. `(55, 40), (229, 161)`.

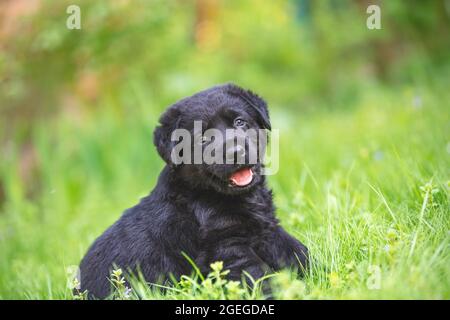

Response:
(235, 145), (245, 157)
(226, 144), (246, 162)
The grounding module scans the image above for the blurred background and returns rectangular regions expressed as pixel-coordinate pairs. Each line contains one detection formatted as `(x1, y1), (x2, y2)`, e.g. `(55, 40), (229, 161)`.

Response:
(1, 0), (449, 206)
(0, 0), (449, 299)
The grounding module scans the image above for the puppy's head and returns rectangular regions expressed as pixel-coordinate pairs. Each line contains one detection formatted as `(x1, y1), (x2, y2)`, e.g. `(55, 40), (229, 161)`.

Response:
(153, 83), (271, 195)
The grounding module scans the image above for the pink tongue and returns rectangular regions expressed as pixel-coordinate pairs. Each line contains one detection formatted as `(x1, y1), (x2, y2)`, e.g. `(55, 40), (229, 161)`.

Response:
(230, 168), (253, 186)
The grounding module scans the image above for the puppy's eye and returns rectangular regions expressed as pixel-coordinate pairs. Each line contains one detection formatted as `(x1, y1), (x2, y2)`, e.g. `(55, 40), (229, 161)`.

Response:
(196, 134), (209, 145)
(234, 118), (247, 128)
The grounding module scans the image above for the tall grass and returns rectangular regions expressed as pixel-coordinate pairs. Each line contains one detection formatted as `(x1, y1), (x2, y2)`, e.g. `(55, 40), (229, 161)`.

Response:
(0, 84), (448, 299)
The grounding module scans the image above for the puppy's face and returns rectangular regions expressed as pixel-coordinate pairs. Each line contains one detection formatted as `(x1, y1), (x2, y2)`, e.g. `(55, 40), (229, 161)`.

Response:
(154, 84), (271, 195)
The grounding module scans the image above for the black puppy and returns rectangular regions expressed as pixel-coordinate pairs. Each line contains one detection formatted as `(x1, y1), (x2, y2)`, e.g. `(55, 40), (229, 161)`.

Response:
(79, 84), (308, 299)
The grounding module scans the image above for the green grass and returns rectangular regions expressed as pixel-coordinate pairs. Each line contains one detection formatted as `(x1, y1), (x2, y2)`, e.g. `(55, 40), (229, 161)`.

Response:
(0, 84), (448, 299)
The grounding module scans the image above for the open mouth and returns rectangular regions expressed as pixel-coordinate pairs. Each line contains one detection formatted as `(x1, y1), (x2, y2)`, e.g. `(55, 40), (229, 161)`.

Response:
(228, 167), (254, 187)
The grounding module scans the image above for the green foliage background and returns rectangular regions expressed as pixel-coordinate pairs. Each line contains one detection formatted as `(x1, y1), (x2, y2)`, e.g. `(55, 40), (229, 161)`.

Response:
(0, 0), (448, 299)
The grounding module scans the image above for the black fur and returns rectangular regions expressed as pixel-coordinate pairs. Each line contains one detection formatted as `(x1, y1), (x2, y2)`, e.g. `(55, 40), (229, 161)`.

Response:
(78, 83), (308, 299)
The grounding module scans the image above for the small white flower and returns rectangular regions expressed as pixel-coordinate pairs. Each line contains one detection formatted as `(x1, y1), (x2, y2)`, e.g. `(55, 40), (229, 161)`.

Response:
(124, 287), (132, 298)
(412, 95), (422, 109)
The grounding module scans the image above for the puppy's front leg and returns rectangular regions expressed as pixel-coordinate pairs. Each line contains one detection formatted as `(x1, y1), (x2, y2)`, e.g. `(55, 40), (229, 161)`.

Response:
(257, 226), (309, 274)
(199, 229), (269, 281)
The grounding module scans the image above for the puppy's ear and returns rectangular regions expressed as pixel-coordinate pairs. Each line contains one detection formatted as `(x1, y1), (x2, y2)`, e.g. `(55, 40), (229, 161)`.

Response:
(153, 107), (181, 165)
(227, 84), (271, 130)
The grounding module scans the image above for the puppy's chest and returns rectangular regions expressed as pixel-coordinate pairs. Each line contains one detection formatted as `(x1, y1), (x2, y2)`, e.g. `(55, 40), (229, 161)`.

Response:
(191, 201), (268, 240)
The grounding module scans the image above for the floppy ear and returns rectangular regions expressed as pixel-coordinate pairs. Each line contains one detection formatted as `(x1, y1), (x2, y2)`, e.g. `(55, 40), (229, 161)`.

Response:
(153, 107), (182, 165)
(227, 84), (271, 130)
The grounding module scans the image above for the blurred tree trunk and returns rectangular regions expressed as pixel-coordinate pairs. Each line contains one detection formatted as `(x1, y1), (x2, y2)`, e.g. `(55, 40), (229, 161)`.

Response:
(195, 0), (220, 51)
(0, 0), (42, 204)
